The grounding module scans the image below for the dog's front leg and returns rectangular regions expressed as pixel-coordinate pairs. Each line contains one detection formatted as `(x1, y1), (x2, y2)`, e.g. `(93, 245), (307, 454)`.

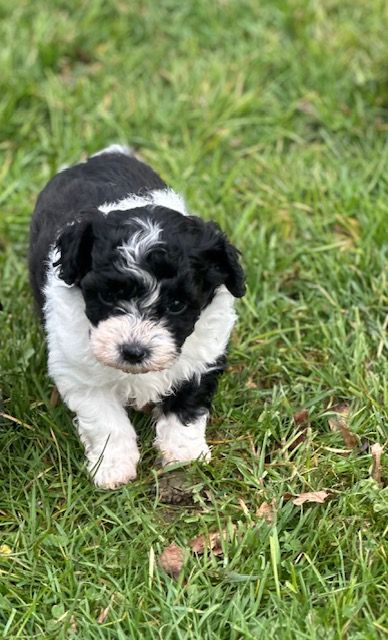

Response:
(58, 383), (140, 489)
(154, 362), (226, 466)
(154, 412), (211, 466)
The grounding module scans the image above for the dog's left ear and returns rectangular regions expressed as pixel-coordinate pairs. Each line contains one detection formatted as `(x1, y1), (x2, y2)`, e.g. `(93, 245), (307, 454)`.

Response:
(195, 221), (246, 298)
(54, 212), (97, 285)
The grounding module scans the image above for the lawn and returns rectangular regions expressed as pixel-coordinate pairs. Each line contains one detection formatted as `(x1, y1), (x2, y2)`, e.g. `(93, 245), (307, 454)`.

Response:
(0, 0), (387, 637)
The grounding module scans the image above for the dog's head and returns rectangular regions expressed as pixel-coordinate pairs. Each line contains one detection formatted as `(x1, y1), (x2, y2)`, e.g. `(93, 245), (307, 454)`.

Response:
(55, 206), (245, 373)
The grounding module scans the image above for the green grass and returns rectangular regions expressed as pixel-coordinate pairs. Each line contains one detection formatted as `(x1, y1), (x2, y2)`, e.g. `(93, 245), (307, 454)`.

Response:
(0, 0), (387, 637)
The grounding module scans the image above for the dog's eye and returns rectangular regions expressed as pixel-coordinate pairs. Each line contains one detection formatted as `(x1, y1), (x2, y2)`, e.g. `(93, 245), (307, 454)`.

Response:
(168, 300), (187, 315)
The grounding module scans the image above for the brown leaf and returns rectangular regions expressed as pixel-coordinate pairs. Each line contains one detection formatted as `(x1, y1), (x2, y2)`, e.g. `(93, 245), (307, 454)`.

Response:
(293, 409), (309, 426)
(371, 443), (384, 485)
(256, 500), (275, 523)
(189, 526), (236, 556)
(50, 385), (60, 408)
(246, 377), (258, 389)
(70, 615), (77, 633)
(292, 491), (330, 506)
(328, 403), (358, 449)
(159, 543), (184, 579)
(97, 605), (111, 624)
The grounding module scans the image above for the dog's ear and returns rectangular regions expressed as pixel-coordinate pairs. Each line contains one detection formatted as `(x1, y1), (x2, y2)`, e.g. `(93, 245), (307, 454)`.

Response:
(54, 214), (96, 285)
(192, 220), (246, 298)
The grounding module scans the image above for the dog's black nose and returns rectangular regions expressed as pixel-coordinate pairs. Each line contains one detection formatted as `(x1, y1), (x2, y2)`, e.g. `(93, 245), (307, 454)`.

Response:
(121, 343), (149, 364)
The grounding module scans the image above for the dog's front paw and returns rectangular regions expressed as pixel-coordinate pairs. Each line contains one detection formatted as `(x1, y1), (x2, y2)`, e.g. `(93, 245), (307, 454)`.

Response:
(88, 442), (140, 489)
(160, 441), (211, 467)
(155, 414), (211, 467)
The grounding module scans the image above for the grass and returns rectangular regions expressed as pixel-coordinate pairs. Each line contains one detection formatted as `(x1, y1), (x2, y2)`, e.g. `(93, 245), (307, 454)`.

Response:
(0, 0), (387, 637)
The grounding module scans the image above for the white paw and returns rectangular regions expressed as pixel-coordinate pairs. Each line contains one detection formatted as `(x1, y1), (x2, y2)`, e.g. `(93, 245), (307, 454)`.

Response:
(88, 443), (140, 490)
(155, 413), (211, 467)
(161, 441), (211, 467)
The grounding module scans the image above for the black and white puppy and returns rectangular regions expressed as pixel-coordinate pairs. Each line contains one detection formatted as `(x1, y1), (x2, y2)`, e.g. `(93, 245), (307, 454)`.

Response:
(29, 144), (245, 489)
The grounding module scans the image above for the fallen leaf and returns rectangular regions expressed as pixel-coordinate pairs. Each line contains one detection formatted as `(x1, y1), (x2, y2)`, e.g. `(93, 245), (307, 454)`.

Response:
(292, 491), (330, 506)
(246, 378), (258, 389)
(159, 543), (184, 579)
(97, 605), (111, 624)
(371, 443), (384, 485)
(293, 409), (309, 426)
(190, 526), (236, 556)
(328, 403), (358, 449)
(70, 615), (77, 633)
(256, 501), (275, 524)
(50, 385), (60, 408)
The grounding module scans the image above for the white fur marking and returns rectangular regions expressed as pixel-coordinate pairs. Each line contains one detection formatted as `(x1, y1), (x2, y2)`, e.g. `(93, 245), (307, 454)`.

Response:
(98, 188), (189, 216)
(116, 217), (162, 305)
(154, 413), (211, 465)
(89, 314), (177, 373)
(92, 144), (133, 157)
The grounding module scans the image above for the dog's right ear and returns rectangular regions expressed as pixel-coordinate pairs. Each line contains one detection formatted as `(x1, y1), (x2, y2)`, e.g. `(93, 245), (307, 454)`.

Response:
(54, 214), (96, 285)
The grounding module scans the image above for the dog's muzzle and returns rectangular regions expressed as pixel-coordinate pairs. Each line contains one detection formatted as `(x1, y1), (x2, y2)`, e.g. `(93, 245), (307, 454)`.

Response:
(89, 315), (177, 373)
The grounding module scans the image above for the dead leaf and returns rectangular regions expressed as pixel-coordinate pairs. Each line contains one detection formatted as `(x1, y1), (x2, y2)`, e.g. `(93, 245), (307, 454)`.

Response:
(159, 543), (184, 579)
(292, 491), (330, 506)
(189, 526), (236, 556)
(256, 501), (275, 524)
(97, 604), (111, 624)
(293, 409), (309, 426)
(246, 377), (258, 389)
(70, 615), (77, 633)
(50, 385), (60, 408)
(371, 443), (384, 485)
(328, 403), (358, 449)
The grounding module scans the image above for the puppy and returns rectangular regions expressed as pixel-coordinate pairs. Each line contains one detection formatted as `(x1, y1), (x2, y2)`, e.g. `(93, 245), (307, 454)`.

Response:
(29, 145), (245, 489)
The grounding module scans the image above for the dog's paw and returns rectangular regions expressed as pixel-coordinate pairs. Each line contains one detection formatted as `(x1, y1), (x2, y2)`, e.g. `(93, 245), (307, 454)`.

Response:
(88, 444), (140, 490)
(160, 442), (211, 467)
(155, 413), (211, 467)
